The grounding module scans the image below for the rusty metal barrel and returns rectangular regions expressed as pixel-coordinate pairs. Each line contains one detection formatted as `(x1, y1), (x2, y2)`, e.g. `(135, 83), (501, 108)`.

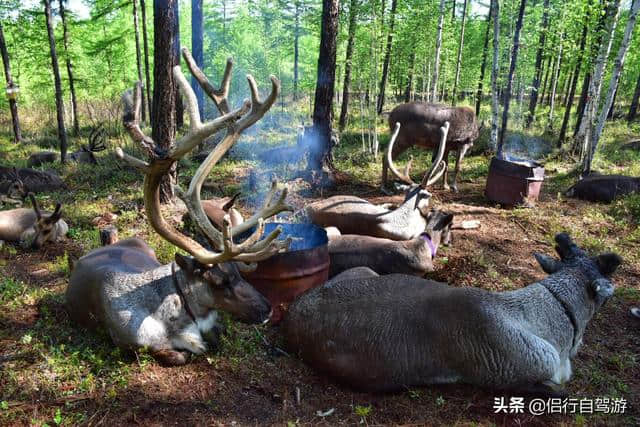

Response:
(242, 223), (329, 324)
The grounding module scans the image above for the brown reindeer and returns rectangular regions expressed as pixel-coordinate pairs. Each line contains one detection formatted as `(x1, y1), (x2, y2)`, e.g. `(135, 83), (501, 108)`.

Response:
(0, 193), (68, 248)
(66, 49), (292, 366)
(382, 102), (479, 192)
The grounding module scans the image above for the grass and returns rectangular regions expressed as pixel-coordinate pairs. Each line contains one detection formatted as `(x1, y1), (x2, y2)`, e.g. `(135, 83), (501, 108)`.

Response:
(0, 102), (639, 425)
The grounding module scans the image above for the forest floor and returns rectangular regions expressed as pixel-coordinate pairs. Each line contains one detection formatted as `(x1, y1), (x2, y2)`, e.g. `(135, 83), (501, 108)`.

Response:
(1, 110), (640, 426)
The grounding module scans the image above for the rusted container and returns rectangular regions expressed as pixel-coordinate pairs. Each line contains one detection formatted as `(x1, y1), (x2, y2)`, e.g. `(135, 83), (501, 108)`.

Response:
(242, 223), (329, 324)
(485, 156), (545, 206)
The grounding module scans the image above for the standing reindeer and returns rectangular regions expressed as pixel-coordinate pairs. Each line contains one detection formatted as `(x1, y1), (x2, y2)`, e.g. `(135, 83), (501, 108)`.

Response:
(307, 122), (449, 241)
(0, 193), (68, 248)
(382, 102), (479, 192)
(66, 49), (293, 366)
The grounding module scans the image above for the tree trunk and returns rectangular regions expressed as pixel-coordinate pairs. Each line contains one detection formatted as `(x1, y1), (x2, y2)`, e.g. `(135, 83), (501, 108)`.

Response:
(173, 0), (183, 129)
(497, 0), (525, 157)
(585, 0), (639, 174)
(475, 10), (491, 116)
(376, 0), (397, 114)
(576, 0), (622, 156)
(59, 0), (79, 135)
(432, 0), (446, 102)
(152, 0), (178, 202)
(0, 22), (21, 143)
(133, 0), (146, 122)
(308, 0), (339, 180)
(44, 0), (68, 163)
(452, 0), (469, 104)
(558, 21), (587, 146)
(294, 1), (301, 102)
(141, 0), (153, 126)
(525, 0), (550, 128)
(607, 86), (618, 119)
(339, 0), (358, 131)
(547, 32), (564, 129)
(574, 72), (591, 136)
(545, 49), (563, 107)
(404, 47), (416, 103)
(628, 71), (640, 122)
(490, 0), (500, 149)
(539, 56), (552, 112)
(562, 68), (574, 107)
(191, 0), (204, 119)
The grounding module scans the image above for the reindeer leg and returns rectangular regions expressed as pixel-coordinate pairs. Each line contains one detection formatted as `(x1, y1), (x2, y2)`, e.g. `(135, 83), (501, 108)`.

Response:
(436, 149), (451, 191)
(382, 141), (410, 194)
(451, 143), (470, 193)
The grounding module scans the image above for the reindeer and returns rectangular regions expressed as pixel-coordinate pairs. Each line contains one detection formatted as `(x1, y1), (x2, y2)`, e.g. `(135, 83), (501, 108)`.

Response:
(327, 209), (454, 277)
(0, 166), (66, 194)
(307, 122), (449, 241)
(66, 49), (293, 366)
(0, 167), (26, 206)
(382, 102), (479, 192)
(201, 193), (244, 230)
(283, 233), (621, 395)
(0, 193), (68, 248)
(27, 125), (107, 167)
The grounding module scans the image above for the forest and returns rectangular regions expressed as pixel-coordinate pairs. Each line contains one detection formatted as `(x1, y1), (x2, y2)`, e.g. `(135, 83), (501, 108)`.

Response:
(0, 0), (639, 425)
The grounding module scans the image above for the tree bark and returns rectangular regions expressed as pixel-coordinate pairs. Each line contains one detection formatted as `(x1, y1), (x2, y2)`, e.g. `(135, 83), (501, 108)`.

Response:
(174, 0), (183, 129)
(547, 32), (564, 129)
(475, 10), (491, 116)
(294, 1), (301, 102)
(525, 0), (550, 128)
(152, 0), (178, 202)
(404, 47), (416, 103)
(44, 0), (68, 163)
(490, 0), (500, 149)
(558, 21), (587, 146)
(191, 0), (204, 119)
(545, 49), (563, 107)
(497, 0), (525, 157)
(59, 0), (79, 135)
(452, 0), (469, 104)
(133, 0), (146, 122)
(607, 86), (618, 119)
(141, 0), (153, 126)
(628, 71), (640, 122)
(432, 0), (446, 102)
(308, 0), (339, 179)
(0, 22), (21, 143)
(539, 55), (552, 112)
(339, 0), (358, 131)
(586, 0), (639, 174)
(376, 0), (397, 114)
(574, 72), (591, 136)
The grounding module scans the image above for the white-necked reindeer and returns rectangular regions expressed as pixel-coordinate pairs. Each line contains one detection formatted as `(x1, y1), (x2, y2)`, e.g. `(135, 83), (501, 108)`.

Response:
(66, 49), (293, 366)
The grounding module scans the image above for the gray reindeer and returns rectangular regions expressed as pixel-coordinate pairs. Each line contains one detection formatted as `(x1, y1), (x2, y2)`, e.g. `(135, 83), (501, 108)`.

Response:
(283, 233), (621, 395)
(66, 49), (291, 366)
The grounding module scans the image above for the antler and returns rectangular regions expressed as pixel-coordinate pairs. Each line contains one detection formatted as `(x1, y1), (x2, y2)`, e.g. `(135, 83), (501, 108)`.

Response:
(89, 125), (107, 152)
(29, 193), (42, 220)
(420, 121), (449, 188)
(386, 121), (449, 188)
(118, 48), (291, 266)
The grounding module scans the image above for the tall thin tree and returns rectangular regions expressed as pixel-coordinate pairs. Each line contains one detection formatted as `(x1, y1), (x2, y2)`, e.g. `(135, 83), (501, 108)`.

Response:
(174, 0), (183, 129)
(44, 0), (68, 162)
(141, 0), (153, 125)
(432, 0), (446, 102)
(191, 0), (204, 118)
(339, 0), (358, 131)
(629, 71), (640, 122)
(490, 0), (500, 149)
(152, 0), (178, 202)
(376, 0), (397, 114)
(475, 9), (491, 116)
(497, 0), (526, 156)
(308, 0), (339, 178)
(452, 0), (469, 104)
(525, 0), (550, 128)
(59, 0), (79, 135)
(133, 0), (146, 122)
(558, 20), (587, 145)
(0, 22), (21, 143)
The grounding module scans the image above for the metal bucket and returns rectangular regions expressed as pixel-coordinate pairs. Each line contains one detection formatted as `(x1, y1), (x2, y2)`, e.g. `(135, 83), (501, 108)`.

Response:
(242, 223), (329, 324)
(485, 157), (545, 206)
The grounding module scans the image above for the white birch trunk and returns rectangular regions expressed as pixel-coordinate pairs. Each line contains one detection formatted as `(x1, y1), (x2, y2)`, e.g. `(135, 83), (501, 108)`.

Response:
(490, 0), (500, 150)
(432, 0), (446, 102)
(452, 0), (469, 104)
(548, 33), (564, 129)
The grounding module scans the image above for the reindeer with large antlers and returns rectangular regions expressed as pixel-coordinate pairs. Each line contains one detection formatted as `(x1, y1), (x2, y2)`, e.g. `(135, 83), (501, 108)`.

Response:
(66, 49), (292, 365)
(307, 122), (449, 241)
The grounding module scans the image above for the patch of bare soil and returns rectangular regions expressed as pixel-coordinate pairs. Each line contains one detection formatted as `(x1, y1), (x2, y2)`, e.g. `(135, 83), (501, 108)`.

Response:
(1, 179), (639, 426)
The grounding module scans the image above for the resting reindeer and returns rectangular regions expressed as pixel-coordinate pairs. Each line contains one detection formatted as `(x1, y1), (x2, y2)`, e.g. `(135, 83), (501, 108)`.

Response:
(565, 174), (640, 203)
(66, 49), (292, 366)
(0, 166), (66, 194)
(0, 167), (26, 206)
(327, 209), (453, 277)
(382, 102), (479, 192)
(27, 125), (107, 167)
(283, 233), (620, 395)
(307, 122), (449, 241)
(0, 193), (68, 248)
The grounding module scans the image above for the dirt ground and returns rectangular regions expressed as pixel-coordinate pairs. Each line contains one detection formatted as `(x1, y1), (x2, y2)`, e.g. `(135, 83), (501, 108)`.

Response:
(2, 170), (639, 426)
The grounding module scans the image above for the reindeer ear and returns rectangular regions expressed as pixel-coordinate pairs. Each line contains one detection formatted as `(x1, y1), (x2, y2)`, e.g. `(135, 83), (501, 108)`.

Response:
(595, 253), (622, 276)
(589, 278), (615, 306)
(534, 252), (562, 274)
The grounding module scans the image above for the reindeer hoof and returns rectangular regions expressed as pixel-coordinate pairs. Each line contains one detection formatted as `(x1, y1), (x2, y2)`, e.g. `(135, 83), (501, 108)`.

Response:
(451, 185), (459, 193)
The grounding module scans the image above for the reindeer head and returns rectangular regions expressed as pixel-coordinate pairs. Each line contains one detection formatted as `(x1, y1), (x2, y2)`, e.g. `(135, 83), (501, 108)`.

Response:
(388, 121), (450, 212)
(3, 167), (26, 200)
(118, 49), (293, 325)
(534, 233), (621, 310)
(21, 193), (66, 249)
